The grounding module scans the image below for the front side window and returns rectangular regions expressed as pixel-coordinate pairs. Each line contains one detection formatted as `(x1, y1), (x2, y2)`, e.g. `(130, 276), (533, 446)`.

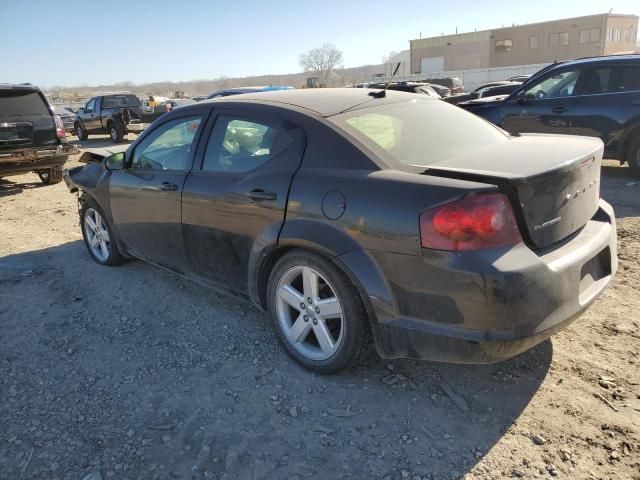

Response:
(85, 98), (96, 113)
(329, 99), (508, 168)
(202, 116), (292, 173)
(495, 39), (512, 52)
(549, 32), (569, 47)
(524, 70), (579, 99)
(131, 116), (202, 171)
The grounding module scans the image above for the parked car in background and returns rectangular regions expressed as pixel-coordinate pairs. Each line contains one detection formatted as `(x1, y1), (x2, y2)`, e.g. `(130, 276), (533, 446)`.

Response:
(424, 76), (464, 94)
(366, 82), (442, 98)
(507, 74), (533, 83)
(0, 83), (76, 184)
(74, 93), (167, 143)
(445, 81), (522, 105)
(191, 95), (209, 102)
(207, 85), (293, 99)
(460, 55), (640, 175)
(424, 83), (450, 97)
(64, 88), (616, 374)
(53, 105), (76, 133)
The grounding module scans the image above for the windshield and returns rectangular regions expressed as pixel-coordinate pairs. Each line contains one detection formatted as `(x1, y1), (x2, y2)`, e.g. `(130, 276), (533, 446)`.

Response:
(329, 98), (508, 167)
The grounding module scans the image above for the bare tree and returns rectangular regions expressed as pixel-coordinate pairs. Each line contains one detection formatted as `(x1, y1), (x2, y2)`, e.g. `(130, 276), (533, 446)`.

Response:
(382, 51), (399, 63)
(299, 44), (343, 87)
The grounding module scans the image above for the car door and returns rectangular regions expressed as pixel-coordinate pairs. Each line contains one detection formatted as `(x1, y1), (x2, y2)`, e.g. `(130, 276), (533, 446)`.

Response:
(499, 68), (580, 135)
(181, 108), (306, 294)
(109, 113), (206, 270)
(569, 64), (640, 157)
(81, 97), (99, 132)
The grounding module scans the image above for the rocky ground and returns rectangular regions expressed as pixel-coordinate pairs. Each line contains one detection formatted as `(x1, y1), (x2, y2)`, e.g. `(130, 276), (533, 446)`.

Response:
(0, 137), (639, 480)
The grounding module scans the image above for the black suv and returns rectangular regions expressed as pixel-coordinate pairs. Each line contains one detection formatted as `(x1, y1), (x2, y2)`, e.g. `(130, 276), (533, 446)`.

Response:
(0, 84), (76, 184)
(460, 55), (640, 175)
(74, 93), (166, 143)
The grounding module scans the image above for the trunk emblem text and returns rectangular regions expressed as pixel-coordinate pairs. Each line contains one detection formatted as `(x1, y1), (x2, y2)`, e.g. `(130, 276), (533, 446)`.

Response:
(533, 217), (562, 231)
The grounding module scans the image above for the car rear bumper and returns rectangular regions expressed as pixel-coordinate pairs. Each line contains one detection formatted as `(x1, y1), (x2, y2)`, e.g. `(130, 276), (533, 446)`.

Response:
(0, 144), (78, 175)
(125, 122), (149, 133)
(354, 200), (617, 363)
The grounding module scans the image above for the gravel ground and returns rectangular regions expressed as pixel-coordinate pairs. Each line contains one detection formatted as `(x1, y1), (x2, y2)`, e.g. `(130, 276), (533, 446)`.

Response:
(1, 137), (639, 480)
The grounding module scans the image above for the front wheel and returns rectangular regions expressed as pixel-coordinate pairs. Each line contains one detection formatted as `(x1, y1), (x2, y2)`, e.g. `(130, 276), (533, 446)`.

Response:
(80, 199), (126, 266)
(75, 123), (88, 141)
(267, 250), (371, 374)
(627, 135), (640, 177)
(37, 165), (63, 184)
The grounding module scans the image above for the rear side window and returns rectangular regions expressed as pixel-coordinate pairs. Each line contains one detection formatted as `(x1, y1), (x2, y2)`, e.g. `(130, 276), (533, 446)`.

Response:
(330, 99), (508, 167)
(0, 91), (50, 118)
(612, 66), (640, 92)
(202, 116), (293, 173)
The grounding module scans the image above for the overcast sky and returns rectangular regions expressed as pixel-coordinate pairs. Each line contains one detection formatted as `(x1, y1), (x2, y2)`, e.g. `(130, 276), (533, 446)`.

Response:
(1, 0), (638, 87)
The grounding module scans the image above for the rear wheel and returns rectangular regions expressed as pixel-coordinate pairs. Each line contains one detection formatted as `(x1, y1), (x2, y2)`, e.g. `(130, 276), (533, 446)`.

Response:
(80, 198), (126, 266)
(37, 165), (63, 184)
(627, 135), (640, 177)
(75, 122), (88, 141)
(267, 250), (371, 374)
(108, 121), (124, 143)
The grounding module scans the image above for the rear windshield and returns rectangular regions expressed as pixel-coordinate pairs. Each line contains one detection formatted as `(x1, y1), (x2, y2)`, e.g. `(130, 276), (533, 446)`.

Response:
(0, 91), (50, 118)
(329, 98), (508, 167)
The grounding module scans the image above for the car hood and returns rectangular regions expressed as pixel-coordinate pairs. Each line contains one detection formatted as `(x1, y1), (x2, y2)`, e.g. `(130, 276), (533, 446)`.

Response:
(78, 145), (129, 163)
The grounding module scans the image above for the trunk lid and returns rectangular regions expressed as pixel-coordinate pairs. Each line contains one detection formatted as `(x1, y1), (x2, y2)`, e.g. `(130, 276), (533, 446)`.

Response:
(0, 86), (57, 150)
(424, 134), (602, 249)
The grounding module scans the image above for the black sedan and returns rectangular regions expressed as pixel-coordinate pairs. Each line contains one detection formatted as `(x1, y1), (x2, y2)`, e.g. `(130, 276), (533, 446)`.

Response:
(64, 88), (617, 374)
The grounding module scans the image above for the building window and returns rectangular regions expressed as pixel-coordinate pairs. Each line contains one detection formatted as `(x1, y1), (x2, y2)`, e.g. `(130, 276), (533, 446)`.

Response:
(579, 28), (601, 43)
(529, 35), (539, 49)
(614, 28), (621, 42)
(607, 28), (613, 41)
(495, 39), (513, 52)
(549, 32), (569, 47)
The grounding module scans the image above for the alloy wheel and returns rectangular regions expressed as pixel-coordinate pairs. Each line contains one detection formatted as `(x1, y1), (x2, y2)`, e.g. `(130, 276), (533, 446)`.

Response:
(83, 208), (111, 262)
(275, 265), (344, 361)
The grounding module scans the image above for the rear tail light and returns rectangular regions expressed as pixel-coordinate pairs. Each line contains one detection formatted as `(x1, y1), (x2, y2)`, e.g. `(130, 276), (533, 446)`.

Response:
(54, 115), (65, 139)
(420, 193), (522, 251)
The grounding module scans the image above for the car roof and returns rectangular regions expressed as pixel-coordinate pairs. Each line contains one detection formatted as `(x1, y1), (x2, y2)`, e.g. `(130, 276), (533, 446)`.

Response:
(552, 53), (639, 68)
(0, 83), (41, 93)
(200, 87), (430, 117)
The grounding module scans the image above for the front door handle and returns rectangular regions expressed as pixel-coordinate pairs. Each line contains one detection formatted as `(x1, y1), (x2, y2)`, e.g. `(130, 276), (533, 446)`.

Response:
(245, 189), (277, 201)
(159, 182), (178, 191)
(551, 106), (568, 114)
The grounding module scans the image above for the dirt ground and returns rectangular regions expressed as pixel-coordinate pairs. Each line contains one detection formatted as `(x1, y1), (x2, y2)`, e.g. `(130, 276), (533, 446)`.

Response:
(0, 137), (639, 480)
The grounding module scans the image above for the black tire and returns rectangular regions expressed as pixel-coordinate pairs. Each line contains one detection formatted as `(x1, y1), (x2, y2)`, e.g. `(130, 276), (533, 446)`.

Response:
(79, 197), (127, 266)
(37, 165), (63, 184)
(75, 122), (88, 141)
(108, 120), (125, 143)
(627, 135), (640, 177)
(267, 249), (371, 374)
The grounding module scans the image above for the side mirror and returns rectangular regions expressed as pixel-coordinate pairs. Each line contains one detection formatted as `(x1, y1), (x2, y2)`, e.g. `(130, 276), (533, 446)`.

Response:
(516, 91), (527, 105)
(104, 152), (125, 171)
(78, 107), (85, 113)
(470, 92), (479, 100)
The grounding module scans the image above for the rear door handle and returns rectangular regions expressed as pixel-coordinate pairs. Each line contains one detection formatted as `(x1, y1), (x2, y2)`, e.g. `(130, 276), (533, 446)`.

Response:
(245, 189), (277, 201)
(159, 182), (178, 191)
(551, 107), (568, 114)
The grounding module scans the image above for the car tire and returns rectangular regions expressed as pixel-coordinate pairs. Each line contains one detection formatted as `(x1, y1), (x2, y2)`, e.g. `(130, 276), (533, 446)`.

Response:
(627, 135), (640, 177)
(267, 249), (372, 374)
(37, 165), (63, 184)
(80, 197), (127, 266)
(108, 121), (125, 143)
(75, 122), (88, 141)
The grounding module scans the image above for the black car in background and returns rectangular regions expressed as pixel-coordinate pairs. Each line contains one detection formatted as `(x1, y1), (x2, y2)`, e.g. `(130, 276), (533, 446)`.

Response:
(460, 55), (640, 175)
(64, 89), (616, 374)
(445, 81), (522, 105)
(0, 83), (76, 184)
(53, 105), (76, 133)
(74, 93), (166, 143)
